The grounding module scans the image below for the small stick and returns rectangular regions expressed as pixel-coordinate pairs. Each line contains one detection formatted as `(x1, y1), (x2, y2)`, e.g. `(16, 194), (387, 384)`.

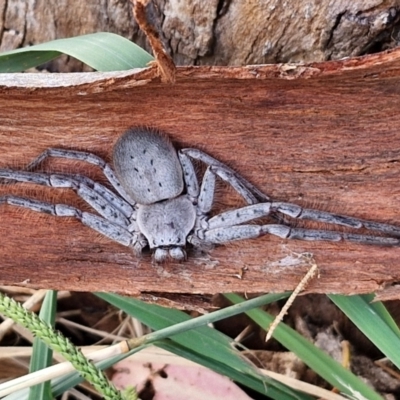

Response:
(131, 0), (176, 83)
(265, 253), (319, 342)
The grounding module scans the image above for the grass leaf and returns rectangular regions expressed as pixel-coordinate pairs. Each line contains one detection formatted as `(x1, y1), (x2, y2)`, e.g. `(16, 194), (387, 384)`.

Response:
(329, 294), (400, 369)
(0, 33), (154, 72)
(28, 290), (57, 400)
(225, 293), (385, 400)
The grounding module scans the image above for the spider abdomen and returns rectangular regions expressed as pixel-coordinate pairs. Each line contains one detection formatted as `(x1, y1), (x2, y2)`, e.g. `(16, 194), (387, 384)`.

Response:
(113, 127), (184, 205)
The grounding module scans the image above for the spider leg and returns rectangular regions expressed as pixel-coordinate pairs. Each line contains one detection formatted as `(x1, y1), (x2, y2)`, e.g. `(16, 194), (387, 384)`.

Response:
(198, 167), (216, 213)
(178, 152), (227, 219)
(71, 174), (134, 217)
(177, 152), (200, 200)
(206, 200), (400, 237)
(270, 201), (400, 237)
(202, 224), (400, 246)
(19, 148), (137, 205)
(195, 201), (400, 245)
(207, 203), (272, 229)
(180, 148), (269, 204)
(0, 169), (133, 227)
(178, 151), (217, 213)
(179, 151), (248, 219)
(189, 203), (271, 245)
(0, 195), (134, 246)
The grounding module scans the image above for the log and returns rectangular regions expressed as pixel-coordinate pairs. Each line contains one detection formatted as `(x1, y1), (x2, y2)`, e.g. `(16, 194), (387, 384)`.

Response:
(1, 49), (400, 303)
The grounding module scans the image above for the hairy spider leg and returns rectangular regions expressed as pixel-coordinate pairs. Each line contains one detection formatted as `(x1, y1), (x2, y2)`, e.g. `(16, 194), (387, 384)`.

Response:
(197, 202), (400, 246)
(178, 153), (252, 215)
(265, 201), (400, 237)
(203, 224), (400, 246)
(197, 167), (217, 213)
(179, 151), (284, 237)
(23, 148), (137, 206)
(180, 148), (270, 204)
(176, 152), (200, 200)
(0, 170), (134, 227)
(177, 153), (230, 210)
(0, 195), (134, 246)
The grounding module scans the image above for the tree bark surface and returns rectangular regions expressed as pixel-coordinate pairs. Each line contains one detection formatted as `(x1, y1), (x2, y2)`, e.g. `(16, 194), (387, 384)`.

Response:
(0, 50), (400, 304)
(0, 0), (399, 70)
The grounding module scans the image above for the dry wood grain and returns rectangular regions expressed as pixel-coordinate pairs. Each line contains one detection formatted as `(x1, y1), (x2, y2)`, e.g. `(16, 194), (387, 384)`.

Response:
(1, 49), (400, 302)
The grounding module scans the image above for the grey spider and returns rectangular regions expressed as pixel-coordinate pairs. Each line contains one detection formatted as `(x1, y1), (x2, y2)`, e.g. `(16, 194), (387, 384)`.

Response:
(1, 126), (400, 263)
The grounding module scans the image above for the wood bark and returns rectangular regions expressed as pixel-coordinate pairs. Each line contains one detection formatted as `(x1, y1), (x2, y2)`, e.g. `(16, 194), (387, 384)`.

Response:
(0, 0), (399, 70)
(0, 49), (400, 305)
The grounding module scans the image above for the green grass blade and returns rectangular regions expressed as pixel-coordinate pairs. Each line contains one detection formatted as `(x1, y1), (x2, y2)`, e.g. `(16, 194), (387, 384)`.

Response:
(96, 292), (313, 400)
(28, 290), (57, 400)
(329, 294), (400, 369)
(225, 293), (385, 400)
(96, 292), (284, 373)
(0, 51), (61, 73)
(358, 294), (400, 335)
(0, 32), (154, 72)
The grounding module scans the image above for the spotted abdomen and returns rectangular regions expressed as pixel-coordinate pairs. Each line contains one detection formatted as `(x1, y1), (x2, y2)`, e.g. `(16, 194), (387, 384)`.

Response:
(113, 127), (184, 204)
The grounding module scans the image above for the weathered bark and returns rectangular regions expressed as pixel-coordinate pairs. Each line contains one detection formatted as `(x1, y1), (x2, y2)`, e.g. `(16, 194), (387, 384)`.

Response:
(0, 0), (399, 70)
(1, 50), (400, 304)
